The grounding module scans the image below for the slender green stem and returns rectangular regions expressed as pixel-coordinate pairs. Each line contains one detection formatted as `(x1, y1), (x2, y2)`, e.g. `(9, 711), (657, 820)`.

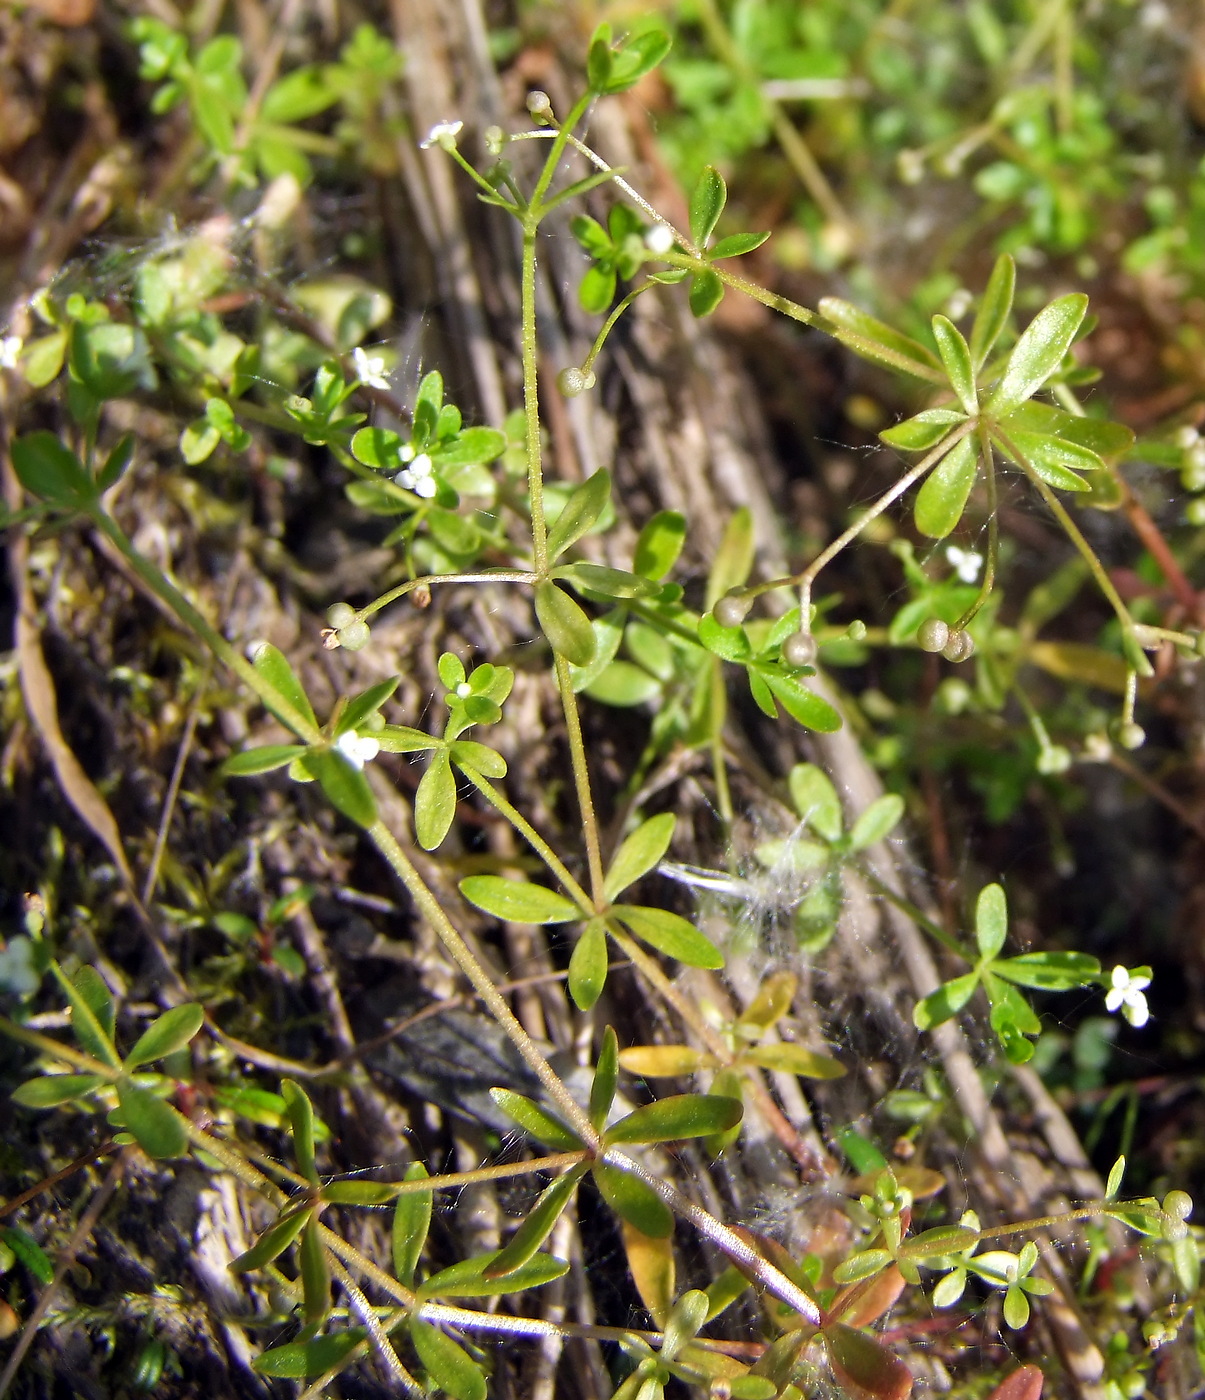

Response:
(580, 283), (658, 379)
(856, 867), (974, 962)
(327, 1254), (421, 1396)
(356, 569), (536, 623)
(954, 424), (999, 632)
(992, 427), (1154, 677)
(553, 655), (606, 904)
(368, 820), (599, 1146)
(0, 1016), (115, 1076)
(459, 767), (592, 910)
(520, 225), (549, 571)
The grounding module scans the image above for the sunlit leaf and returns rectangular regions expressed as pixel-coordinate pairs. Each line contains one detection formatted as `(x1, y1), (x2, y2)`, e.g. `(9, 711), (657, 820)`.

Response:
(222, 744), (307, 775)
(253, 1330), (366, 1378)
(11, 1074), (106, 1107)
(591, 1161), (673, 1237)
(604, 813), (676, 902)
(634, 510), (687, 580)
(420, 1249), (569, 1298)
(535, 581), (596, 666)
(460, 876), (581, 924)
(913, 973), (979, 1030)
(690, 166), (727, 248)
(788, 764), (843, 842)
(124, 1004), (204, 1072)
(605, 1094), (743, 1145)
(489, 1089), (582, 1150)
(975, 883), (1008, 961)
(484, 1165), (588, 1279)
(415, 749), (457, 850)
(611, 905), (723, 969)
(914, 435), (977, 539)
(297, 748), (376, 828)
(618, 1045), (713, 1077)
(848, 794), (905, 851)
(932, 316), (977, 414)
(250, 642), (316, 729)
(393, 1163), (432, 1287)
(408, 1318), (486, 1400)
(569, 917), (609, 1010)
(546, 468), (612, 560)
(819, 298), (944, 381)
(880, 408), (966, 452)
(744, 1043), (846, 1079)
(986, 294), (1088, 415)
(116, 1077), (187, 1159)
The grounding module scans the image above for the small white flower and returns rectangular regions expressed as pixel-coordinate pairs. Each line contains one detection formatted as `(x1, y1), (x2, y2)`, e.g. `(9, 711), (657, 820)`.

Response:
(394, 451), (436, 497)
(1105, 965), (1152, 1028)
(946, 545), (983, 584)
(644, 222), (676, 255)
(421, 120), (464, 151)
(352, 346), (390, 390)
(336, 730), (381, 770)
(413, 475), (437, 499)
(0, 335), (23, 370)
(455, 682), (472, 698)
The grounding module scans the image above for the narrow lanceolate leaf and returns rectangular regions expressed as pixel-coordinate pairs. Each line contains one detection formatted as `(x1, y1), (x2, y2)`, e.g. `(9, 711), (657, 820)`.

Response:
(604, 813), (676, 902)
(546, 468), (612, 560)
(709, 230), (771, 259)
(605, 1094), (744, 1145)
(880, 407), (965, 452)
(996, 427), (1099, 491)
(744, 1042), (846, 1079)
(392, 1163), (432, 1287)
(299, 1217), (329, 1325)
(590, 1026), (620, 1130)
(321, 1181), (399, 1206)
(338, 677), (399, 733)
(789, 763), (843, 842)
(415, 749), (457, 850)
(282, 1078), (318, 1183)
(618, 1045), (714, 1077)
(253, 1330), (366, 1379)
(969, 254), (1016, 371)
(705, 507), (754, 608)
(739, 971), (797, 1030)
(610, 905), (724, 969)
(124, 1003), (204, 1071)
(818, 299), (944, 381)
(489, 1089), (582, 1150)
(534, 581), (596, 666)
(116, 1078), (187, 1159)
(914, 435), (977, 539)
(848, 793), (905, 851)
(11, 1074), (107, 1108)
(222, 744), (307, 775)
(484, 1165), (588, 1279)
(57, 965), (119, 1068)
(622, 1221), (676, 1326)
(1005, 400), (1133, 460)
(592, 1161), (674, 1237)
(985, 293), (1089, 416)
(420, 1250), (569, 1298)
(250, 642), (316, 730)
(231, 1205), (313, 1272)
(298, 749), (377, 828)
(459, 875), (582, 924)
(932, 316), (977, 414)
(569, 917), (609, 1010)
(898, 1225), (981, 1260)
(912, 972), (979, 1030)
(975, 883), (1008, 960)
(408, 1318), (486, 1400)
(634, 510), (687, 580)
(0, 1226), (54, 1284)
(690, 166), (727, 248)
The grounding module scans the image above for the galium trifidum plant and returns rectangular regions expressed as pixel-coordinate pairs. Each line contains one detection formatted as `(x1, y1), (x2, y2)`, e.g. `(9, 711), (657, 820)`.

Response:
(1, 14), (1201, 1400)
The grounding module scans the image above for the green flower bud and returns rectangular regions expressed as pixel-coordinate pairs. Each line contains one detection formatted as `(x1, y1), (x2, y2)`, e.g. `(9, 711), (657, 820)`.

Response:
(327, 602), (357, 629)
(714, 593), (750, 629)
(781, 630), (818, 667)
(338, 620), (371, 652)
(942, 629), (975, 663)
(917, 618), (949, 653)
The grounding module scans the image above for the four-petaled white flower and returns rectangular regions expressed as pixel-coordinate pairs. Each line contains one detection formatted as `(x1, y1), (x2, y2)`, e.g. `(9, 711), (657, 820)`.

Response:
(946, 545), (983, 584)
(352, 346), (390, 390)
(0, 335), (23, 370)
(336, 730), (381, 770)
(1105, 965), (1151, 1028)
(395, 451), (437, 498)
(421, 120), (464, 151)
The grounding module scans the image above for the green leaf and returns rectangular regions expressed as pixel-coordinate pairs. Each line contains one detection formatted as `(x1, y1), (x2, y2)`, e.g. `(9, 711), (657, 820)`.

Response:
(459, 875), (581, 924)
(0, 1225), (54, 1284)
(996, 427), (1096, 490)
(320, 1180), (399, 1205)
(584, 661), (662, 708)
(932, 316), (977, 414)
(818, 298), (944, 381)
(759, 670), (843, 733)
(986, 979), (1041, 1063)
(823, 1322), (913, 1400)
(282, 1078), (318, 1183)
(690, 166), (727, 248)
(611, 905), (723, 969)
(232, 1205), (313, 1273)
(969, 254), (1015, 371)
(832, 1249), (893, 1285)
(898, 1225), (980, 1260)
(975, 884), (1008, 961)
(408, 1318), (486, 1400)
(484, 1165), (588, 1279)
(604, 813), (676, 902)
(12, 431), (94, 505)
(591, 1161), (673, 1237)
(985, 293), (1089, 415)
(605, 1094), (744, 1145)
(879, 407), (965, 451)
(253, 1330), (365, 1378)
(260, 65), (336, 122)
(56, 964), (119, 1068)
(489, 1089), (582, 1150)
(534, 581), (596, 666)
(97, 434), (135, 491)
(1105, 1155), (1125, 1201)
(914, 435), (977, 538)
(688, 269), (725, 318)
(21, 330), (67, 388)
(11, 1073), (107, 1107)
(744, 1043), (846, 1080)
(124, 1004), (204, 1071)
(913, 972), (979, 1030)
(222, 744), (308, 775)
(709, 231), (771, 259)
(705, 507), (755, 608)
(415, 749), (457, 850)
(586, 23), (614, 92)
(569, 917), (610, 1011)
(555, 563), (661, 602)
(546, 468), (612, 560)
(350, 425), (402, 469)
(698, 612), (753, 662)
(376, 725), (441, 754)
(298, 748), (377, 828)
(393, 1163), (432, 1287)
(116, 1077), (187, 1159)
(450, 740), (507, 779)
(604, 26), (673, 93)
(1006, 401), (1134, 461)
(991, 951), (1101, 990)
(433, 425), (507, 467)
(634, 511), (687, 580)
(299, 1217), (329, 1325)
(420, 1249), (569, 1298)
(250, 642), (317, 730)
(618, 1045), (712, 1077)
(338, 678), (399, 734)
(847, 794), (904, 851)
(590, 1026), (620, 1131)
(788, 764), (843, 842)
